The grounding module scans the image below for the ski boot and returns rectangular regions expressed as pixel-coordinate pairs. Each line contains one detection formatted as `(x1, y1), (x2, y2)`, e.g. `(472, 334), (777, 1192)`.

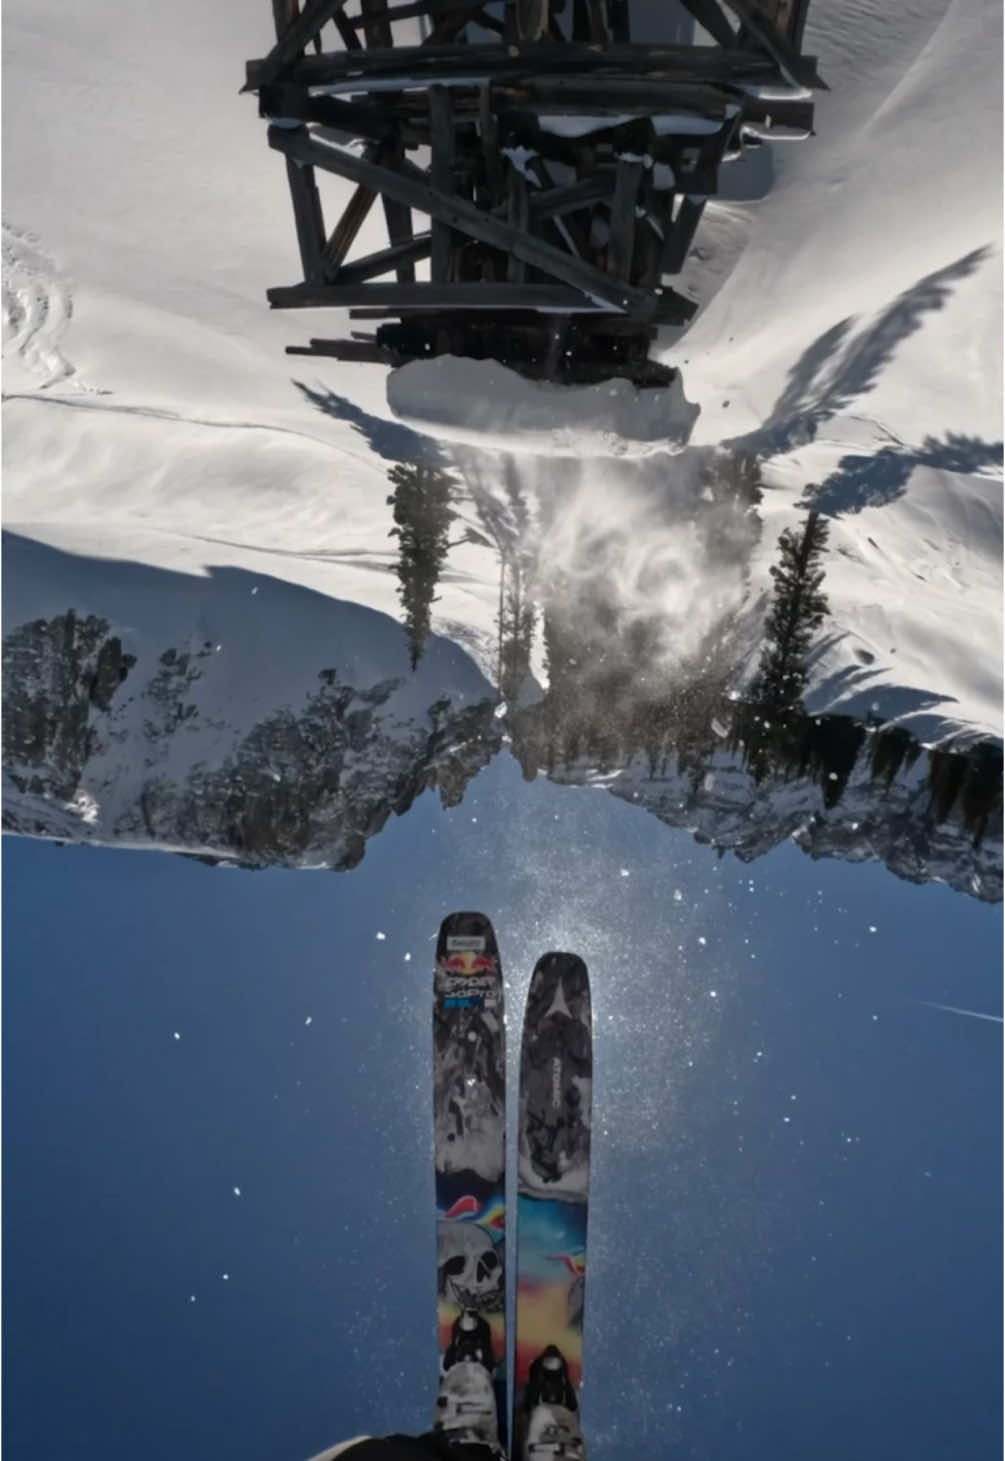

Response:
(432, 1310), (505, 1458)
(520, 1346), (586, 1460)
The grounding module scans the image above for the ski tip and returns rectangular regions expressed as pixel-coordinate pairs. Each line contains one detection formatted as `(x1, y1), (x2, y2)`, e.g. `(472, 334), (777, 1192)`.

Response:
(437, 912), (499, 962)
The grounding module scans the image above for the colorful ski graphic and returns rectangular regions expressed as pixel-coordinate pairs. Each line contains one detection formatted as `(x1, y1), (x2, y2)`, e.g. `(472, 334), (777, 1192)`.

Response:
(513, 952), (592, 1459)
(433, 912), (507, 1451)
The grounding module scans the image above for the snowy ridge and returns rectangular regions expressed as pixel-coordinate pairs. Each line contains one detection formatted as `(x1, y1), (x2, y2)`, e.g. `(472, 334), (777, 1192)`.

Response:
(2, 535), (499, 870)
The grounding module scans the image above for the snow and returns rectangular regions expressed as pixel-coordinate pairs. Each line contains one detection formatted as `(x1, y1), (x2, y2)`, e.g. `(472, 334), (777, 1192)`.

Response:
(2, 0), (1001, 756)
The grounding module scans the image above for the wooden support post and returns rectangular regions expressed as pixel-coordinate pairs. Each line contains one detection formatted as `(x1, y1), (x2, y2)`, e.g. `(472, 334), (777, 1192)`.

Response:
(607, 157), (643, 278)
(285, 147), (328, 285)
(608, 0), (629, 41)
(506, 166), (529, 282)
(516, 0), (549, 42)
(359, 0), (393, 45)
(478, 86), (505, 210)
(428, 86), (455, 281)
(586, 0), (609, 44)
(636, 179), (674, 288)
(660, 194), (705, 274)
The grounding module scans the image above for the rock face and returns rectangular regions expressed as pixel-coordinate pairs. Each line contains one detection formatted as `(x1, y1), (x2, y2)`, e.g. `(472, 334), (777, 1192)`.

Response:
(2, 608), (1000, 901)
(2, 611), (500, 869)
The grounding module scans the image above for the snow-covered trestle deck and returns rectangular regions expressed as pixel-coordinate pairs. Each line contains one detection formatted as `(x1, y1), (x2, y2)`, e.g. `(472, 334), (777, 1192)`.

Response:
(244, 0), (825, 385)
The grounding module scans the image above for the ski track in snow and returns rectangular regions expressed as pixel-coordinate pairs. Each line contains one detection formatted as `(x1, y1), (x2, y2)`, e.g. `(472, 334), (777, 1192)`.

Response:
(1, 224), (90, 391)
(0, 385), (385, 472)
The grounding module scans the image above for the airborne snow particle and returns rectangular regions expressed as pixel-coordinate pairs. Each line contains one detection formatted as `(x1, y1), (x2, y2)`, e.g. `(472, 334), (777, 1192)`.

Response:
(620, 868), (630, 878)
(305, 1016), (313, 1026)
(215, 644), (222, 652)
(189, 1295), (197, 1303)
(222, 1273), (229, 1281)
(376, 931), (387, 941)
(233, 1187), (241, 1197)
(698, 936), (707, 946)
(404, 953), (412, 962)
(173, 1032), (181, 1040)
(868, 925), (877, 933)
(709, 989), (717, 998)
(251, 587), (259, 595)
(673, 889), (683, 902)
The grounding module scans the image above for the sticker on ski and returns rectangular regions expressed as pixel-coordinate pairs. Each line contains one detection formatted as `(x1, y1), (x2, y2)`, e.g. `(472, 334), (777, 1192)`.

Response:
(514, 952), (592, 1460)
(433, 912), (507, 1453)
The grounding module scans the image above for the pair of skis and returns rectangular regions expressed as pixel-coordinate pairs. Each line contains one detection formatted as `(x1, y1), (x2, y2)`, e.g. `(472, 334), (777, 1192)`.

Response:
(433, 912), (592, 1460)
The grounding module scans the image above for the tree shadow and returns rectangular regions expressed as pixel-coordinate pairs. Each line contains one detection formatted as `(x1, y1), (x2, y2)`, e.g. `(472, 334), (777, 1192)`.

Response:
(752, 246), (994, 459)
(293, 380), (450, 469)
(802, 432), (1004, 515)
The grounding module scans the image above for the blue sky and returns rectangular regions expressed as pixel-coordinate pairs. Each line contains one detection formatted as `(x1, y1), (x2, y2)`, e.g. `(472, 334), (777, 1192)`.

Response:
(4, 752), (1001, 1461)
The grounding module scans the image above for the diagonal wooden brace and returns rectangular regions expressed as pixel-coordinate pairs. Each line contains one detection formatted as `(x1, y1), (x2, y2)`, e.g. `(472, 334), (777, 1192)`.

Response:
(268, 124), (656, 315)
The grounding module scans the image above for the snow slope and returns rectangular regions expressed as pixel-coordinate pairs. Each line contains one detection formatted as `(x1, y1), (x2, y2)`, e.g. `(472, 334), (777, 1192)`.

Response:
(3, 0), (1001, 754)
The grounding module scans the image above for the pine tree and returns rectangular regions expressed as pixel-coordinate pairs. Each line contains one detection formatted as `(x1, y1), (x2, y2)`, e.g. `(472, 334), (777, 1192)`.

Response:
(749, 512), (831, 716)
(386, 463), (457, 669)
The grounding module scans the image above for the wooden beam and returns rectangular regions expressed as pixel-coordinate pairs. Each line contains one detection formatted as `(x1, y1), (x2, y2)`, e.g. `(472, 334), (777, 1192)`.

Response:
(586, 0), (609, 45)
(608, 0), (629, 41)
(322, 180), (379, 276)
(272, 0), (299, 38)
(526, 172), (615, 221)
(259, 84), (396, 141)
(359, 0), (393, 46)
(607, 157), (643, 279)
(268, 124), (655, 314)
(256, 0), (352, 89)
(285, 148), (328, 284)
(333, 9), (364, 46)
(675, 0), (737, 49)
(506, 166), (529, 282)
(429, 86), (455, 281)
(320, 142), (386, 276)
(718, 0), (827, 88)
(478, 85), (505, 210)
(381, 138), (416, 282)
(516, 0), (549, 42)
(287, 339), (397, 360)
(343, 0), (483, 25)
(330, 231), (431, 283)
(268, 281), (619, 309)
(660, 195), (705, 274)
(246, 39), (795, 88)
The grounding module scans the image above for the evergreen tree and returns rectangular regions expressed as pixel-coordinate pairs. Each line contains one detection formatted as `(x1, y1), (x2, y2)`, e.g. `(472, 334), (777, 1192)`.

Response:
(386, 463), (457, 669)
(498, 555), (536, 703)
(749, 512), (831, 716)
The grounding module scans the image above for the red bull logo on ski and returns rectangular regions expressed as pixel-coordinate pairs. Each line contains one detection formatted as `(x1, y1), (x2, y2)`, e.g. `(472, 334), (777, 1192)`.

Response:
(441, 950), (498, 977)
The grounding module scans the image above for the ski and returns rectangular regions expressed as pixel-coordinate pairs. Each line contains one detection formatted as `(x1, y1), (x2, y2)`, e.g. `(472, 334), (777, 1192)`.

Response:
(432, 912), (507, 1455)
(513, 953), (592, 1460)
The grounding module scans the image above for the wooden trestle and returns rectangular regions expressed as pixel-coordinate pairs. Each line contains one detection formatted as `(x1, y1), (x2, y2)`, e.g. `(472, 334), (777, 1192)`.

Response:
(245, 0), (824, 385)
